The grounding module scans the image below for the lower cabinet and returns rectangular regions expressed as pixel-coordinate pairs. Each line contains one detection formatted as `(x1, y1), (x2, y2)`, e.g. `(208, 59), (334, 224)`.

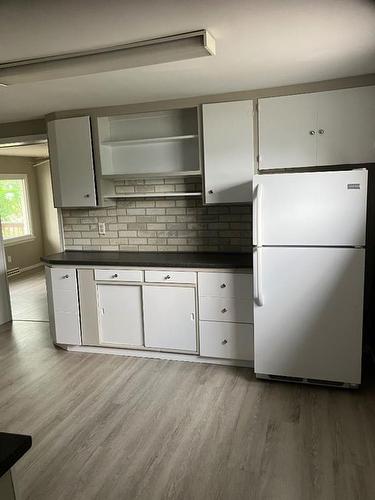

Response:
(51, 266), (253, 364)
(97, 284), (143, 346)
(143, 286), (197, 352)
(46, 267), (81, 345)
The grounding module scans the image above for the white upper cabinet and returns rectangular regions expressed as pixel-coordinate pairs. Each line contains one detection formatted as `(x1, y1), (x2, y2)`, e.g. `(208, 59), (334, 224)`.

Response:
(258, 86), (375, 170)
(202, 100), (254, 204)
(47, 116), (97, 207)
(316, 86), (375, 166)
(258, 93), (318, 169)
(96, 108), (200, 179)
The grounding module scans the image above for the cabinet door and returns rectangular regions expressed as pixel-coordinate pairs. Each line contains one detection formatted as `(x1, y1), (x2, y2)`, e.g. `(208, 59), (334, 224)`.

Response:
(202, 101), (253, 204)
(143, 286), (197, 351)
(258, 93), (318, 169)
(47, 116), (97, 207)
(47, 267), (81, 345)
(97, 284), (143, 346)
(317, 86), (375, 166)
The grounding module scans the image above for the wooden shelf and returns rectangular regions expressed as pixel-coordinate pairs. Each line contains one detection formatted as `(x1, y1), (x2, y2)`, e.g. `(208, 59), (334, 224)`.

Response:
(101, 170), (201, 180)
(104, 192), (202, 199)
(101, 134), (198, 147)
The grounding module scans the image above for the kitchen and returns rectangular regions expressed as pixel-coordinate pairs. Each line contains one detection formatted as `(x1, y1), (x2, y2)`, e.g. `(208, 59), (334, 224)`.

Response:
(1, 1), (375, 499)
(41, 85), (373, 387)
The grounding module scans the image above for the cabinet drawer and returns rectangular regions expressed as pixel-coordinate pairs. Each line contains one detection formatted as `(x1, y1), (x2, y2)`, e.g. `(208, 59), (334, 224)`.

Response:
(145, 270), (196, 284)
(199, 296), (253, 323)
(95, 269), (143, 282)
(198, 272), (252, 298)
(51, 268), (77, 291)
(200, 321), (254, 361)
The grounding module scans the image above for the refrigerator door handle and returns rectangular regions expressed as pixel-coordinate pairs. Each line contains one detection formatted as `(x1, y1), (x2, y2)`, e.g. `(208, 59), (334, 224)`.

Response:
(253, 246), (264, 307)
(254, 183), (263, 246)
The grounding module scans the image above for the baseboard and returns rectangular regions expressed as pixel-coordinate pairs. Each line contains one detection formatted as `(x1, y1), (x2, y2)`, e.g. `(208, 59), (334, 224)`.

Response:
(8, 262), (43, 278)
(20, 262), (43, 273)
(65, 344), (254, 368)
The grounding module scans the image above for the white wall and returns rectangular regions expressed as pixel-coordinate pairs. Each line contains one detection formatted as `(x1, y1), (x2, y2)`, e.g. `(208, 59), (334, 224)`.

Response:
(35, 161), (62, 256)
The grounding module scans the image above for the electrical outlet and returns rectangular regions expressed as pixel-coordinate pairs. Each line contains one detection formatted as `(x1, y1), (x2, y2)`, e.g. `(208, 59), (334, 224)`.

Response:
(98, 222), (106, 235)
(7, 255), (12, 263)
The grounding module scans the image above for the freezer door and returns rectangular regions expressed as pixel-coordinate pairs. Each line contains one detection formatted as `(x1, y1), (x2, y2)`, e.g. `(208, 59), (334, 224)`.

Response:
(254, 247), (365, 384)
(253, 170), (367, 246)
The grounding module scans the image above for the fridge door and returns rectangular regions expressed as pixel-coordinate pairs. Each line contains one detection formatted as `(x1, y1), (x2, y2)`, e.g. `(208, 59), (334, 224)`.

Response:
(254, 170), (367, 247)
(254, 246), (365, 385)
(0, 219), (11, 325)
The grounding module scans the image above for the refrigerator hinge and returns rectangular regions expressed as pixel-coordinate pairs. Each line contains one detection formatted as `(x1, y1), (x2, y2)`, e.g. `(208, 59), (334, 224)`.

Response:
(257, 154), (261, 164)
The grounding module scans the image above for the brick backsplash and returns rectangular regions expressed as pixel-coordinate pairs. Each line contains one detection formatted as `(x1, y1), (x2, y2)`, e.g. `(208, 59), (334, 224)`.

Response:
(62, 177), (252, 253)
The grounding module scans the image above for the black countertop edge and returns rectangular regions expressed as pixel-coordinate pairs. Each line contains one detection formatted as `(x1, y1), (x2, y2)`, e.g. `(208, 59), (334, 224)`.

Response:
(0, 432), (32, 478)
(41, 251), (252, 269)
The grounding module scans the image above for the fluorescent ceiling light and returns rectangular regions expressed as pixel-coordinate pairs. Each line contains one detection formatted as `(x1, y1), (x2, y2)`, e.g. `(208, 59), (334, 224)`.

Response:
(0, 30), (215, 86)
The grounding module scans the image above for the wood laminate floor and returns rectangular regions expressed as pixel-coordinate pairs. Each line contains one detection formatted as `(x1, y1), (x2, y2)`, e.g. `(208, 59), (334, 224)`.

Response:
(8, 268), (49, 322)
(1, 319), (375, 499)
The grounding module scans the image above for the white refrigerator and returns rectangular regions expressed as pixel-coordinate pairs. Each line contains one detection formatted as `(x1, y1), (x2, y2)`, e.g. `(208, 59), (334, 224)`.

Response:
(0, 218), (11, 326)
(253, 169), (367, 387)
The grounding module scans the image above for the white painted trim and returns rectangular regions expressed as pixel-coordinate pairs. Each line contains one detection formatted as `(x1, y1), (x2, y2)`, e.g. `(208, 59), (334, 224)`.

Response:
(20, 262), (43, 273)
(4, 235), (36, 247)
(0, 173), (34, 244)
(33, 159), (50, 168)
(64, 344), (254, 368)
(0, 134), (47, 147)
(8, 262), (43, 277)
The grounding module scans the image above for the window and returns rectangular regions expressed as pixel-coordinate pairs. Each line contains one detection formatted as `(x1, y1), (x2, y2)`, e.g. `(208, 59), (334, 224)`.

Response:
(0, 174), (33, 244)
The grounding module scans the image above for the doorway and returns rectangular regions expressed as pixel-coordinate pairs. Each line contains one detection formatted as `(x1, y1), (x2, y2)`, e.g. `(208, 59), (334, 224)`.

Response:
(0, 135), (63, 324)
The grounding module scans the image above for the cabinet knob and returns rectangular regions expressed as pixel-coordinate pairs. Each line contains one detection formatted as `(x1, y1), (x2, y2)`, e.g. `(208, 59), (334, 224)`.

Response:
(220, 283), (226, 289)
(221, 308), (228, 313)
(318, 129), (325, 134)
(112, 273), (118, 278)
(309, 130), (316, 135)
(222, 339), (228, 345)
(84, 194), (90, 198)
(208, 189), (214, 194)
(165, 275), (171, 280)
(62, 274), (69, 279)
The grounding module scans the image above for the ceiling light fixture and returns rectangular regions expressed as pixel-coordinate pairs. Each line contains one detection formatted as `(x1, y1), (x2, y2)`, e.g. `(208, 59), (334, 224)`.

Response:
(0, 30), (215, 86)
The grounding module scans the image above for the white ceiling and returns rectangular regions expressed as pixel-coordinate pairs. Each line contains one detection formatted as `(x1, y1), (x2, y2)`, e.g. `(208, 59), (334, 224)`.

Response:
(0, 0), (374, 124)
(0, 143), (49, 158)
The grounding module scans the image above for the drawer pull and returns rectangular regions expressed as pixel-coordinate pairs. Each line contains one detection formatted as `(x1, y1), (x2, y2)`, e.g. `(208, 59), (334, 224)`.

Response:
(222, 339), (228, 345)
(221, 308), (228, 313)
(220, 283), (226, 288)
(62, 274), (69, 279)
(164, 275), (171, 280)
(112, 273), (119, 278)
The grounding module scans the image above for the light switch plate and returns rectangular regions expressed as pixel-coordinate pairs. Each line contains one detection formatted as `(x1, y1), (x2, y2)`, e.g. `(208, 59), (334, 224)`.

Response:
(98, 222), (106, 235)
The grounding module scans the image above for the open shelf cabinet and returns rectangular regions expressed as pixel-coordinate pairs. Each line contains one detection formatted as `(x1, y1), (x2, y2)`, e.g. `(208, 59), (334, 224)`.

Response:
(96, 108), (201, 179)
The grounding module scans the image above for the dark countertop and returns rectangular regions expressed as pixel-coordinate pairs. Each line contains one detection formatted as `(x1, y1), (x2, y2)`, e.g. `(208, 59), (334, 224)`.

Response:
(41, 251), (252, 269)
(0, 432), (32, 478)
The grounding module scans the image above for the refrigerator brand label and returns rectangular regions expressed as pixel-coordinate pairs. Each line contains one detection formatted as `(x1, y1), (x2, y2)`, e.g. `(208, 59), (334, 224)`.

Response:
(347, 183), (360, 190)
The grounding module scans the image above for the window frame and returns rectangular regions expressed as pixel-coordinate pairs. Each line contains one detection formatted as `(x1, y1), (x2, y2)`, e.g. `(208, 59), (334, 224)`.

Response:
(0, 173), (35, 247)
